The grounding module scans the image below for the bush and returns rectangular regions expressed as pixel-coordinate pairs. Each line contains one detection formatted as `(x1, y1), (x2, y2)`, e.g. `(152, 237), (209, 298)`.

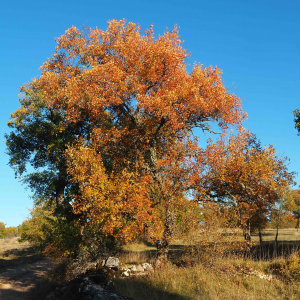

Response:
(20, 203), (121, 268)
(269, 252), (300, 281)
(1, 226), (19, 238)
(287, 253), (300, 281)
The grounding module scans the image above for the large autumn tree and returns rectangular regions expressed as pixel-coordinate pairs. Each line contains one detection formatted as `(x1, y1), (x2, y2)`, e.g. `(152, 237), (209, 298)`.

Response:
(31, 20), (247, 263)
(9, 20), (294, 265)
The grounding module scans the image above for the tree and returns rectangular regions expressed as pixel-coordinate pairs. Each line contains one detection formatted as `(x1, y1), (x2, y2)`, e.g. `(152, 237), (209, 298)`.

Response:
(293, 109), (300, 135)
(194, 130), (295, 243)
(0, 222), (5, 237)
(270, 204), (295, 253)
(32, 20), (247, 265)
(282, 188), (300, 230)
(10, 20), (294, 266)
(5, 84), (96, 215)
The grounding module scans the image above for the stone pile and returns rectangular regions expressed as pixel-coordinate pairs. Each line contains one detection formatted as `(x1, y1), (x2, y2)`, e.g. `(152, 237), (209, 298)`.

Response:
(45, 257), (154, 300)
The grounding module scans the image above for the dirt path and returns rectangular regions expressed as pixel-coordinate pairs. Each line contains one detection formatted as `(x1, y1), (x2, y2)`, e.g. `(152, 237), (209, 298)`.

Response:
(0, 259), (53, 300)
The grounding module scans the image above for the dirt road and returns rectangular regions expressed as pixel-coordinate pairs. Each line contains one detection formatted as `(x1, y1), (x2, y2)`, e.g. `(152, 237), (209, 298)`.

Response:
(0, 259), (53, 300)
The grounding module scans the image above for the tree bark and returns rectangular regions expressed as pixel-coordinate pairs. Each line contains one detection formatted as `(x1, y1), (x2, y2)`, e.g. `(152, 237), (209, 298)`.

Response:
(274, 226), (279, 256)
(258, 229), (263, 247)
(155, 209), (176, 268)
(155, 238), (169, 267)
(243, 222), (251, 244)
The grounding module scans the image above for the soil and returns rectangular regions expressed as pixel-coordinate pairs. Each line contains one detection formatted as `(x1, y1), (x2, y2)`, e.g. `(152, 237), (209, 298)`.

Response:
(0, 259), (53, 300)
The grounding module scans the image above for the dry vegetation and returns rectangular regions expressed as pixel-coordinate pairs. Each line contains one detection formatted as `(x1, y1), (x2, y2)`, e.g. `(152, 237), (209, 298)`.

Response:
(0, 237), (44, 272)
(252, 228), (300, 242)
(114, 258), (300, 300)
(2, 230), (300, 300)
(113, 229), (300, 300)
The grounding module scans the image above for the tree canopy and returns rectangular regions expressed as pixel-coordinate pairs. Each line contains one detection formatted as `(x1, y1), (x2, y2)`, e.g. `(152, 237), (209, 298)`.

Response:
(6, 20), (295, 264)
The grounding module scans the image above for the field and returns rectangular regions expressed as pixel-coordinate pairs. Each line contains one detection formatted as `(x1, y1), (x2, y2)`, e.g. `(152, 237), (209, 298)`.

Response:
(252, 228), (300, 243)
(114, 228), (300, 300)
(1, 229), (300, 299)
(0, 237), (44, 272)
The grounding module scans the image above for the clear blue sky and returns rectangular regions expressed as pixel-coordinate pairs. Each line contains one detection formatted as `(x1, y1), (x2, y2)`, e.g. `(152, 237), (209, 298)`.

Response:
(1, 0), (300, 227)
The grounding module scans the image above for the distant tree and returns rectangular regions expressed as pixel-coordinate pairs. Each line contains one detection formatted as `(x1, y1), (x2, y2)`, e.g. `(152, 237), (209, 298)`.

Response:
(282, 188), (300, 230)
(195, 130), (295, 243)
(2, 226), (18, 238)
(293, 109), (300, 135)
(269, 195), (296, 252)
(0, 222), (5, 237)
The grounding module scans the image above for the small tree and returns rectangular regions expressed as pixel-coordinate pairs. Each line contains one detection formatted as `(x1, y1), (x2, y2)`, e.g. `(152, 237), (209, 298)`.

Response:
(270, 206), (294, 253)
(0, 222), (5, 238)
(195, 130), (295, 244)
(282, 188), (300, 230)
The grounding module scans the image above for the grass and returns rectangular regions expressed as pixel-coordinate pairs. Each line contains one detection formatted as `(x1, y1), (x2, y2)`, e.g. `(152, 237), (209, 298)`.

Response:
(112, 228), (300, 300)
(114, 262), (300, 300)
(0, 237), (44, 272)
(3, 229), (300, 299)
(252, 228), (300, 243)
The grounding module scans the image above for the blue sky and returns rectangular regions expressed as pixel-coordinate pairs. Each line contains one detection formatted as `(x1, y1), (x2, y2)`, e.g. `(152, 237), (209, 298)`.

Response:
(1, 0), (300, 227)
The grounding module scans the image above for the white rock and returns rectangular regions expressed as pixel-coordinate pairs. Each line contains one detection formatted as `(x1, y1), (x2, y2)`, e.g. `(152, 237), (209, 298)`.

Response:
(104, 257), (119, 268)
(122, 271), (129, 277)
(136, 265), (144, 272)
(130, 265), (137, 272)
(142, 263), (154, 272)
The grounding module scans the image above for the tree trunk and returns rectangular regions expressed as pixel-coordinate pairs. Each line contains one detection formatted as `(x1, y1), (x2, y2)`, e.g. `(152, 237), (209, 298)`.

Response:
(258, 229), (263, 246)
(155, 238), (169, 267)
(243, 222), (251, 244)
(155, 209), (175, 268)
(55, 173), (70, 213)
(56, 188), (65, 208)
(274, 226), (279, 256)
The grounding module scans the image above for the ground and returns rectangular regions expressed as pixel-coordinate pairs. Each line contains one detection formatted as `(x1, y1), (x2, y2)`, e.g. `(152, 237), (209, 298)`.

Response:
(1, 229), (300, 300)
(0, 238), (54, 300)
(0, 259), (53, 300)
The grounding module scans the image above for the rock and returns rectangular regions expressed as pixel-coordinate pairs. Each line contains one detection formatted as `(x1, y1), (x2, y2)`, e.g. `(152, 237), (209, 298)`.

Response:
(135, 265), (144, 272)
(104, 257), (120, 269)
(107, 293), (120, 300)
(130, 265), (137, 272)
(45, 270), (135, 300)
(141, 263), (154, 272)
(122, 270), (129, 277)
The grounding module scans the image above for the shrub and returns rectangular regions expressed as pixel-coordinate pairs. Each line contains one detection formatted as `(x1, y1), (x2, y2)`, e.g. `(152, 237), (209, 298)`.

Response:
(287, 252), (300, 281)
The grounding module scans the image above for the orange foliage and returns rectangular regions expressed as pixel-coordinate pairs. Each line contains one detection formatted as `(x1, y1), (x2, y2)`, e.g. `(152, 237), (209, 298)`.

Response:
(28, 20), (294, 255)
(194, 129), (295, 235)
(67, 144), (163, 243)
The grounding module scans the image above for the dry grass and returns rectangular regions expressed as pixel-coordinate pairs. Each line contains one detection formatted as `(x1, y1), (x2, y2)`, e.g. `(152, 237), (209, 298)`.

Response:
(252, 228), (300, 242)
(113, 229), (300, 300)
(0, 237), (29, 254)
(122, 242), (156, 252)
(114, 262), (300, 300)
(0, 237), (44, 272)
(3, 229), (299, 299)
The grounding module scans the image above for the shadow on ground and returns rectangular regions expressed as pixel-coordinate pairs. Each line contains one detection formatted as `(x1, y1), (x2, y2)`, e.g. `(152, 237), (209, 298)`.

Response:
(249, 240), (300, 260)
(114, 277), (190, 300)
(0, 254), (45, 271)
(0, 286), (31, 300)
